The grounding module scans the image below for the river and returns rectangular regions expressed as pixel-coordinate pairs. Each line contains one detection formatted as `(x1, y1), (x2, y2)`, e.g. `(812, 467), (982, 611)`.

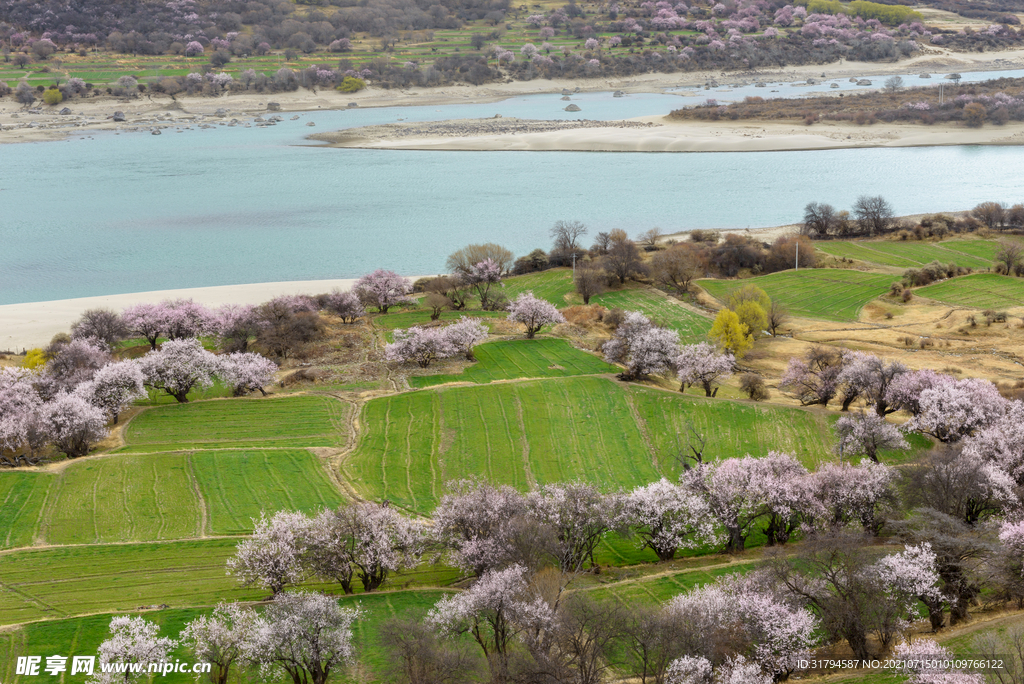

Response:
(1, 67), (1021, 305)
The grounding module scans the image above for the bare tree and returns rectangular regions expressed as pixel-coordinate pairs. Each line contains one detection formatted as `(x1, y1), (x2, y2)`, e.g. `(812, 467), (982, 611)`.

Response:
(70, 308), (128, 347)
(883, 75), (904, 94)
(801, 202), (839, 237)
(424, 293), (450, 320)
(602, 231), (646, 285)
(574, 262), (605, 304)
(637, 227), (664, 250)
(379, 618), (481, 684)
(766, 300), (788, 336)
(550, 220), (588, 254)
(590, 231), (612, 255)
(853, 195), (895, 236)
(972, 201), (1007, 230)
(996, 241), (1024, 276)
(426, 275), (470, 310)
(650, 246), (701, 295)
(446, 243), (515, 276)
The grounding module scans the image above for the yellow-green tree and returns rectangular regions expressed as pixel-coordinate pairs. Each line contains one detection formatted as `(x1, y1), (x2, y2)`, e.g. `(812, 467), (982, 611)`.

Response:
(337, 77), (366, 93)
(733, 300), (768, 340)
(43, 88), (63, 105)
(708, 309), (753, 358)
(22, 348), (46, 369)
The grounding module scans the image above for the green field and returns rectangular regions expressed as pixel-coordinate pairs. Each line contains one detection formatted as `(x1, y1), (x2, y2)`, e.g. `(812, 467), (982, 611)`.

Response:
(0, 473), (53, 549)
(122, 396), (345, 452)
(372, 309), (505, 331)
(500, 268), (577, 306)
(592, 288), (714, 344)
(700, 269), (894, 321)
(915, 273), (1024, 309)
(409, 338), (616, 388)
(191, 450), (345, 535)
(344, 376), (842, 514)
(816, 239), (998, 269)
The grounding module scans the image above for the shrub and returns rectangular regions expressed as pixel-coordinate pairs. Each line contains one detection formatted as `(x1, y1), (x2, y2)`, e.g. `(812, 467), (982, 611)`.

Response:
(337, 77), (366, 93)
(902, 289), (913, 303)
(42, 88), (62, 105)
(739, 373), (769, 401)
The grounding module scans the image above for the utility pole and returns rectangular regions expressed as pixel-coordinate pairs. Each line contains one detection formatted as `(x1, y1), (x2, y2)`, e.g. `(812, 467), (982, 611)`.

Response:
(572, 252), (576, 277)
(795, 240), (799, 271)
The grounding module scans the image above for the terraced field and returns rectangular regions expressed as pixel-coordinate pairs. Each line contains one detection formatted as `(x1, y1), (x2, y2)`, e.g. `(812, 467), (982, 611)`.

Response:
(816, 239), (999, 269)
(191, 450), (345, 535)
(500, 268), (577, 306)
(915, 273), (1024, 309)
(44, 452), (201, 545)
(371, 309), (504, 331)
(344, 376), (846, 514)
(122, 395), (346, 452)
(592, 288), (713, 344)
(0, 473), (53, 549)
(410, 339), (616, 388)
(700, 269), (894, 321)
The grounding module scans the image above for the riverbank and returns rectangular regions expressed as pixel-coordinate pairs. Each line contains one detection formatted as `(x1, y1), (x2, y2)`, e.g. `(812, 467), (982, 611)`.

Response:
(2, 44), (1024, 145)
(0, 277), (431, 353)
(313, 115), (1024, 152)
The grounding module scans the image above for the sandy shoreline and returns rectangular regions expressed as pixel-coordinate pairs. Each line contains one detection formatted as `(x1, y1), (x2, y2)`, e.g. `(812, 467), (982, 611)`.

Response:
(0, 277), (431, 353)
(314, 115), (1024, 152)
(2, 45), (1024, 146)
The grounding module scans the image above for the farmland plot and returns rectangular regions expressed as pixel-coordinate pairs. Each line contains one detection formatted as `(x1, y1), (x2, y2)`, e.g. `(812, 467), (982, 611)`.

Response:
(700, 270), (893, 321)
(592, 288), (713, 344)
(123, 396), (346, 452)
(410, 339), (615, 388)
(0, 473), (53, 549)
(916, 273), (1024, 309)
(500, 269), (576, 306)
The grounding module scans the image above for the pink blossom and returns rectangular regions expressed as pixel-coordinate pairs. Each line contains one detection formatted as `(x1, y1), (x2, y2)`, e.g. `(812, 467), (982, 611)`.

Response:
(621, 478), (722, 560)
(226, 511), (309, 595)
(527, 481), (616, 573)
(963, 401), (1024, 484)
(433, 479), (528, 575)
(185, 40), (204, 56)
(77, 360), (146, 423)
(506, 292), (565, 339)
(219, 352), (277, 396)
(675, 342), (734, 396)
(0, 368), (41, 453)
(384, 326), (457, 368)
(603, 311), (679, 380)
(442, 317), (488, 360)
(38, 391), (108, 458)
(834, 411), (908, 462)
(354, 269), (412, 313)
(905, 377), (1007, 443)
(140, 338), (220, 403)
(323, 290), (364, 323)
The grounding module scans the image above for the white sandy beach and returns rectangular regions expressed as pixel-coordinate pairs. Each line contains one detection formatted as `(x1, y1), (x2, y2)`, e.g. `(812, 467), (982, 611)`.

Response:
(0, 277), (428, 353)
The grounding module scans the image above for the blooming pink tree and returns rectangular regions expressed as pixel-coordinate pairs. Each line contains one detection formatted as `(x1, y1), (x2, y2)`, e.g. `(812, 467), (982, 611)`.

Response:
(122, 302), (169, 350)
(214, 304), (263, 352)
(507, 291), (565, 339)
(757, 451), (814, 546)
(226, 511), (309, 596)
(603, 310), (680, 380)
(442, 317), (489, 361)
(323, 290), (364, 323)
(807, 459), (899, 535)
(330, 502), (423, 592)
(163, 299), (215, 340)
(354, 269), (412, 313)
(384, 326), (457, 368)
(251, 592), (360, 684)
(666, 572), (817, 679)
(905, 377), (1007, 443)
(92, 616), (177, 684)
(892, 638), (984, 684)
(432, 479), (529, 576)
(836, 352), (908, 414)
(140, 338), (221, 403)
(675, 342), (734, 396)
(884, 368), (945, 416)
(185, 41), (205, 56)
(667, 655), (772, 684)
(219, 352), (278, 396)
(681, 456), (766, 553)
(779, 346), (846, 407)
(527, 481), (615, 573)
(43, 337), (111, 395)
(834, 411), (909, 463)
(38, 392), (108, 458)
(427, 564), (551, 682)
(963, 400), (1024, 484)
(78, 359), (146, 423)
(180, 603), (263, 684)
(464, 259), (502, 307)
(621, 478), (722, 560)
(0, 367), (41, 454)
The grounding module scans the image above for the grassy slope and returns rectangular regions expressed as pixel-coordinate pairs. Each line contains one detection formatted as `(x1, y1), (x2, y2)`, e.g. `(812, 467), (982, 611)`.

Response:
(592, 288), (713, 344)
(409, 338), (616, 388)
(700, 269), (894, 321)
(121, 395), (345, 452)
(0, 472), (54, 549)
(915, 273), (1024, 309)
(344, 376), (847, 515)
(501, 268), (577, 306)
